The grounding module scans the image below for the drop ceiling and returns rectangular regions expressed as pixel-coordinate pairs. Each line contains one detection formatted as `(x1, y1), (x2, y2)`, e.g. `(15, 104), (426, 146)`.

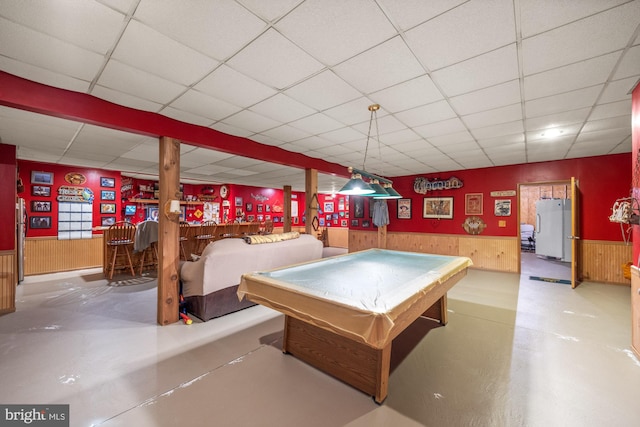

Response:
(0, 0), (638, 193)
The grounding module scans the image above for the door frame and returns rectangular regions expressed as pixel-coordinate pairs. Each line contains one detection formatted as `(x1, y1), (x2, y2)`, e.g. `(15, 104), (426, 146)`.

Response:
(517, 179), (582, 287)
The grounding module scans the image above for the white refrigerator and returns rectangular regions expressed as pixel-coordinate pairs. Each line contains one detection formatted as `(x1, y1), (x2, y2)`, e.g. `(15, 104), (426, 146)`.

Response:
(535, 199), (572, 262)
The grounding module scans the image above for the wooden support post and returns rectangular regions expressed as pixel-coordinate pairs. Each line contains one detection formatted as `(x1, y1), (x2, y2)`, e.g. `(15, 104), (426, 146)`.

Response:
(305, 169), (318, 236)
(283, 185), (292, 233)
(157, 136), (180, 326)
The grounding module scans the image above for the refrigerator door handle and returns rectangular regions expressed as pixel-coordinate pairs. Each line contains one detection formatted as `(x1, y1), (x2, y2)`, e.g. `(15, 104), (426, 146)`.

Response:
(535, 213), (541, 234)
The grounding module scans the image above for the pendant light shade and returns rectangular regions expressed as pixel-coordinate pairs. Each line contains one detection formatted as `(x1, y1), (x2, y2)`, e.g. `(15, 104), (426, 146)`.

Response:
(374, 182), (402, 199)
(338, 174), (375, 195)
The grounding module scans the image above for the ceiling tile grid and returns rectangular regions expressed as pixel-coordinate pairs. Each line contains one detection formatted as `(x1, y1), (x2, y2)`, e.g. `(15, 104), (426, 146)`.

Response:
(0, 0), (637, 192)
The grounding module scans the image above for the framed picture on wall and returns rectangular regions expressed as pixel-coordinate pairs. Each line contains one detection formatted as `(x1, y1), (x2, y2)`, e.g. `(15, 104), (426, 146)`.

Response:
(30, 216), (51, 229)
(397, 198), (411, 219)
(353, 198), (364, 218)
(31, 185), (51, 197)
(423, 197), (453, 219)
(101, 190), (116, 200)
(495, 200), (512, 216)
(31, 200), (51, 212)
(351, 219), (359, 227)
(101, 217), (116, 227)
(100, 203), (116, 214)
(31, 171), (53, 185)
(323, 202), (334, 213)
(465, 193), (483, 215)
(100, 177), (115, 188)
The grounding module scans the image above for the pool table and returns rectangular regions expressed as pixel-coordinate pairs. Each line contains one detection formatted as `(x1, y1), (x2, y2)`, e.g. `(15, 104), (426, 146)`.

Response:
(238, 249), (472, 403)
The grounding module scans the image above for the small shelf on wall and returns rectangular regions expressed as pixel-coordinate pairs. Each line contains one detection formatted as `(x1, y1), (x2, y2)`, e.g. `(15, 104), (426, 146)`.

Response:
(128, 198), (201, 205)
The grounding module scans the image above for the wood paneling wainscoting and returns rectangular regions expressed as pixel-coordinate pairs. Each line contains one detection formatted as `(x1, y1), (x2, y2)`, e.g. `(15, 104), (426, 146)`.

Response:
(349, 231), (631, 284)
(0, 251), (16, 315)
(25, 236), (104, 276)
(349, 230), (520, 272)
(581, 240), (632, 284)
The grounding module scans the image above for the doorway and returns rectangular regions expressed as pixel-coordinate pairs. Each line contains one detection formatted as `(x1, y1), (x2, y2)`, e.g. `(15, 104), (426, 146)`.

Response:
(519, 181), (572, 284)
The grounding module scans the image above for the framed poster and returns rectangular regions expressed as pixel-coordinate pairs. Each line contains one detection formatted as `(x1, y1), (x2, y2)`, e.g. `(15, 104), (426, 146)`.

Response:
(31, 200), (51, 212)
(101, 190), (116, 200)
(31, 171), (53, 185)
(100, 203), (116, 214)
(465, 193), (483, 215)
(397, 198), (411, 219)
(32, 185), (51, 197)
(353, 198), (364, 218)
(30, 216), (51, 229)
(494, 200), (512, 216)
(423, 197), (454, 219)
(100, 177), (115, 188)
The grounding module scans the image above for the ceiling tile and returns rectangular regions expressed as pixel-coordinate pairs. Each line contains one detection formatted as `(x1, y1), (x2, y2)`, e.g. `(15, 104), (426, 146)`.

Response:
(194, 65), (277, 108)
(134, 0), (267, 60)
(521, 2), (640, 75)
(478, 134), (525, 148)
(276, 0), (397, 66)
(237, 0), (303, 22)
(525, 85), (602, 118)
(378, 0), (467, 31)
(582, 115), (631, 133)
(462, 104), (523, 129)
(169, 89), (242, 121)
(449, 80), (521, 115)
(112, 21), (219, 86)
(288, 113), (345, 135)
(98, 60), (187, 104)
(405, 0), (515, 70)
(428, 131), (475, 147)
(0, 18), (105, 81)
(524, 52), (620, 100)
(323, 97), (378, 125)
(0, 56), (90, 93)
(0, 0), (125, 54)
(525, 107), (591, 131)
(613, 44), (640, 80)
(249, 93), (316, 123)
(285, 70), (362, 111)
(369, 75), (444, 113)
(160, 106), (216, 127)
(590, 100), (632, 120)
(259, 125), (312, 143)
(395, 100), (457, 127)
(333, 36), (425, 94)
(599, 75), (640, 103)
(227, 28), (324, 90)
(413, 118), (468, 139)
(519, 0), (629, 37)
(220, 109), (282, 134)
(471, 121), (524, 140)
(433, 44), (519, 97)
(90, 85), (163, 112)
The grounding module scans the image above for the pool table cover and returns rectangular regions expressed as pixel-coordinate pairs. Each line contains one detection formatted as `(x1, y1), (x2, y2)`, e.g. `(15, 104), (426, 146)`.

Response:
(238, 249), (472, 349)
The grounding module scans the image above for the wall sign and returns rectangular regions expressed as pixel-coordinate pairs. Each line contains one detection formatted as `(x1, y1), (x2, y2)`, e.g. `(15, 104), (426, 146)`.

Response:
(414, 176), (463, 194)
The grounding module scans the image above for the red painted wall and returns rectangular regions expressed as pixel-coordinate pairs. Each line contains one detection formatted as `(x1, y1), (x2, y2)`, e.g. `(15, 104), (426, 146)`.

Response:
(17, 160), (120, 237)
(0, 144), (17, 250)
(351, 153), (631, 242)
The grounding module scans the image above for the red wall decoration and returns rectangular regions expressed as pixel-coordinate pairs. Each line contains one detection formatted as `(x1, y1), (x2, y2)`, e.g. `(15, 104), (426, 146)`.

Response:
(351, 153), (631, 242)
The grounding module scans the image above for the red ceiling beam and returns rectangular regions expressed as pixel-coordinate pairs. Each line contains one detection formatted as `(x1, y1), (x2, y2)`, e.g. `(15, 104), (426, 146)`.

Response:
(0, 71), (349, 178)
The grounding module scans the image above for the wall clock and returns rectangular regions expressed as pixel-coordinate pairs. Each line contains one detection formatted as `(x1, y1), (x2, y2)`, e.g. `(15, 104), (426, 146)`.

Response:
(220, 185), (229, 199)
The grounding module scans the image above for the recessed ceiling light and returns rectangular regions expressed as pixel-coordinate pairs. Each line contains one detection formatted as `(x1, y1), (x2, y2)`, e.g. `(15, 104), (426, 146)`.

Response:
(541, 128), (564, 139)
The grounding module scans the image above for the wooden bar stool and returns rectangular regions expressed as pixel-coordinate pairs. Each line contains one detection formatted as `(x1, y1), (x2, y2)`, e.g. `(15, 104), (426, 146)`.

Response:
(193, 221), (217, 255)
(179, 221), (195, 261)
(105, 221), (137, 279)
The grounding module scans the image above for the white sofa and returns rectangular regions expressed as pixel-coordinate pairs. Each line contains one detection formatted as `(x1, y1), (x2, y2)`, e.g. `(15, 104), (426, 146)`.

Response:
(179, 232), (323, 321)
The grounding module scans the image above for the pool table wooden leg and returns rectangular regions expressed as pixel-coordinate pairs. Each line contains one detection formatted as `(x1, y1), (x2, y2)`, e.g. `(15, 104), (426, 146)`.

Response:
(282, 315), (391, 404)
(421, 294), (448, 325)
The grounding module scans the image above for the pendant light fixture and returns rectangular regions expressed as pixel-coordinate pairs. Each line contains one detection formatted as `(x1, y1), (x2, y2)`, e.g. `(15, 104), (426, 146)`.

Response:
(338, 104), (402, 199)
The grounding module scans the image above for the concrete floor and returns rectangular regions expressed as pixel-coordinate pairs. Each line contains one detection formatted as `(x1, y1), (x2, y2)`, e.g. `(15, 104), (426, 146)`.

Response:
(0, 255), (638, 427)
